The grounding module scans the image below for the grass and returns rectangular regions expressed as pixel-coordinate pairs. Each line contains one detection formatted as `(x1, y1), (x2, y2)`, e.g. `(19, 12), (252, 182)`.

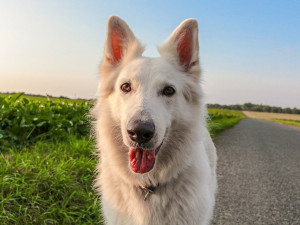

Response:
(0, 136), (101, 225)
(243, 111), (300, 129)
(269, 119), (300, 129)
(208, 109), (245, 139)
(0, 94), (245, 224)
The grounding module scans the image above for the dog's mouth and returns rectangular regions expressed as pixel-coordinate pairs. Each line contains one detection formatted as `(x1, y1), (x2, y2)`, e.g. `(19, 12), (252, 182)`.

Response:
(128, 142), (163, 174)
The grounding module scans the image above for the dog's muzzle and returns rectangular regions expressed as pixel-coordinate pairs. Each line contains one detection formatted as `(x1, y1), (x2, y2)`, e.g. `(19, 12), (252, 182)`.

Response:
(127, 120), (155, 145)
(126, 119), (158, 174)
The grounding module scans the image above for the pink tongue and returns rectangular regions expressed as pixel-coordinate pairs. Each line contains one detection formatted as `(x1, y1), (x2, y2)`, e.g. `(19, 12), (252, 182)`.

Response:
(129, 148), (156, 174)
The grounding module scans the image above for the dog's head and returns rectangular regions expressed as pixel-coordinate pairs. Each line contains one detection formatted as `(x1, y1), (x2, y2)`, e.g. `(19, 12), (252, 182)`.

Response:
(97, 16), (202, 175)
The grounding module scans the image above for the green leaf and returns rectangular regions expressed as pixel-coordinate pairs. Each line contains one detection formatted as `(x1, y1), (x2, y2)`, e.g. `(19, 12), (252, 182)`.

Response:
(36, 121), (47, 127)
(23, 98), (29, 104)
(10, 92), (24, 102)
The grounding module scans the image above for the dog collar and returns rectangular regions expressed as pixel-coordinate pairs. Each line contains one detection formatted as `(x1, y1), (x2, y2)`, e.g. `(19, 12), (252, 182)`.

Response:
(139, 184), (159, 201)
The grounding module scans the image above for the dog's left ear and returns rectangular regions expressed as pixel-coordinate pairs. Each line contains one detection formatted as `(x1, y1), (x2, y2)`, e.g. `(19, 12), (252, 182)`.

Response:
(158, 19), (199, 74)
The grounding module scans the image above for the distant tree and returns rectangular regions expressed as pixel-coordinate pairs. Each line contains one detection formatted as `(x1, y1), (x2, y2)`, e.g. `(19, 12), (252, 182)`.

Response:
(271, 107), (280, 113)
(59, 95), (70, 99)
(291, 107), (299, 114)
(282, 108), (292, 114)
(252, 105), (263, 112)
(207, 102), (300, 114)
(242, 102), (254, 111)
(263, 106), (271, 112)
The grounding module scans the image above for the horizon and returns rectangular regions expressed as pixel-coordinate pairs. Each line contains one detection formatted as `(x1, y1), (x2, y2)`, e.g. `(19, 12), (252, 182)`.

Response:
(1, 1), (299, 108)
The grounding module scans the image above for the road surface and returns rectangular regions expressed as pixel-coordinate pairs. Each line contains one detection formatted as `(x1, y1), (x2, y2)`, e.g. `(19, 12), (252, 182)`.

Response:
(211, 118), (300, 225)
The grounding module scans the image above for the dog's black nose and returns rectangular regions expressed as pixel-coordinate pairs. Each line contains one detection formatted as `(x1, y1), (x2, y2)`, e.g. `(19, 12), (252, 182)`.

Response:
(127, 120), (155, 144)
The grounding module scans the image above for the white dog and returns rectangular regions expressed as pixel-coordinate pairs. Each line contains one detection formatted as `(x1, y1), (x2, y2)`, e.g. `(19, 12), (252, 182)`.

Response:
(92, 16), (217, 225)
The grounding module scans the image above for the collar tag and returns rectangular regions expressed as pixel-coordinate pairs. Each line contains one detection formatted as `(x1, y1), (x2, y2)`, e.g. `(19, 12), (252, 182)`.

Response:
(139, 185), (158, 201)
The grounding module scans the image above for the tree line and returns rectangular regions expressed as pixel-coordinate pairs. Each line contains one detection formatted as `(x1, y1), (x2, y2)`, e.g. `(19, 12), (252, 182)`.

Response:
(207, 102), (300, 114)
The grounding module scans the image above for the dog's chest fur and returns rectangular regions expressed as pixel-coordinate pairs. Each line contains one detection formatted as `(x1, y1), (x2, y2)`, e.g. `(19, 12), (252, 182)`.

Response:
(99, 155), (213, 225)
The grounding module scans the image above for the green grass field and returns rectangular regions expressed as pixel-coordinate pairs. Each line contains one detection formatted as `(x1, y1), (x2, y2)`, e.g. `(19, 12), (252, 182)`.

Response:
(0, 94), (244, 224)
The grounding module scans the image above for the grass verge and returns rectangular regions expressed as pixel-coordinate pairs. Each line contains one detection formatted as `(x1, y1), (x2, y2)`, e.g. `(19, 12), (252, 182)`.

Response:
(0, 136), (101, 225)
(269, 119), (300, 129)
(243, 111), (300, 129)
(208, 109), (245, 139)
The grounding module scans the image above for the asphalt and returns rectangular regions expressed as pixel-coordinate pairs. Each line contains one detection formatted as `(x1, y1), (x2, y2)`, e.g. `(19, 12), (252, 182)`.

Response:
(211, 118), (300, 225)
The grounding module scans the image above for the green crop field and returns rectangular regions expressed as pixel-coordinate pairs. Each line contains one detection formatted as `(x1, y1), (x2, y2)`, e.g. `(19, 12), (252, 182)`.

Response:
(0, 93), (92, 150)
(0, 93), (244, 224)
(0, 93), (87, 104)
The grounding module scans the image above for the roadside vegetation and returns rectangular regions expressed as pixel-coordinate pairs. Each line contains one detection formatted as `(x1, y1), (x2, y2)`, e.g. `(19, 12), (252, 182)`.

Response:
(243, 111), (300, 129)
(0, 93), (244, 224)
(0, 93), (100, 224)
(208, 109), (245, 139)
(270, 119), (300, 129)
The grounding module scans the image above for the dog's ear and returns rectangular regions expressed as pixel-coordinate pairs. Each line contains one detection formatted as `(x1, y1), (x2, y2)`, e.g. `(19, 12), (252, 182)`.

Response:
(104, 16), (143, 66)
(158, 19), (199, 74)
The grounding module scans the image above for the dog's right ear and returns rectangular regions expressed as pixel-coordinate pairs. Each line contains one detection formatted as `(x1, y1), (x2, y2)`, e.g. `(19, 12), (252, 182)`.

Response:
(103, 16), (143, 67)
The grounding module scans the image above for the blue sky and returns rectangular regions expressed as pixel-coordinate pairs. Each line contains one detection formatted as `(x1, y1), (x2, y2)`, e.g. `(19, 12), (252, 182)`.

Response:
(0, 0), (299, 107)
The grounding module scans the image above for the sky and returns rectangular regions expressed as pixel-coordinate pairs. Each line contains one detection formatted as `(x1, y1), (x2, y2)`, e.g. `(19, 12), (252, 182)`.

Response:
(0, 0), (299, 108)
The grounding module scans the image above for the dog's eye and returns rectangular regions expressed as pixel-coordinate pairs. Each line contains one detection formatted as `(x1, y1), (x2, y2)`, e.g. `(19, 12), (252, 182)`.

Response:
(121, 83), (131, 93)
(162, 86), (175, 97)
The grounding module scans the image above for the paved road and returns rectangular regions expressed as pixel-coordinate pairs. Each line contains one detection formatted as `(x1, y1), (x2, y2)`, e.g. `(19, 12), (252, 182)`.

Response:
(211, 118), (300, 225)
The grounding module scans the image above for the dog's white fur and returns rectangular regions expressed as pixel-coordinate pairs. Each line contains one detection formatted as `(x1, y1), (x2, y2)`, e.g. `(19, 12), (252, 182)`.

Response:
(92, 16), (217, 225)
